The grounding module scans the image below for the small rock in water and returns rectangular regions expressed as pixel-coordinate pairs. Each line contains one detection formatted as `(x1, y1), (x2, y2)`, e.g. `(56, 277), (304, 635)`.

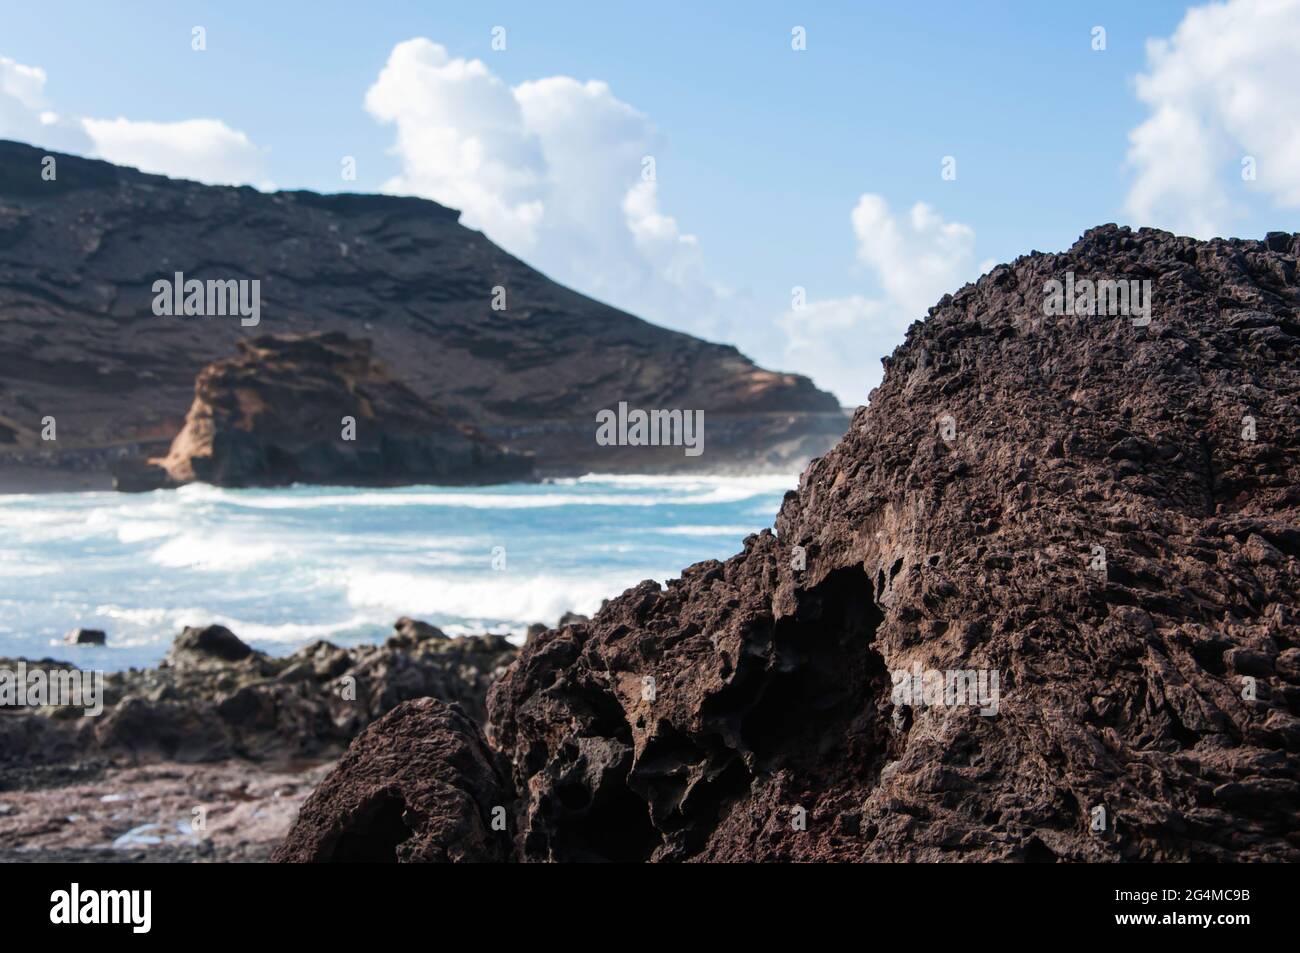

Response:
(65, 628), (106, 645)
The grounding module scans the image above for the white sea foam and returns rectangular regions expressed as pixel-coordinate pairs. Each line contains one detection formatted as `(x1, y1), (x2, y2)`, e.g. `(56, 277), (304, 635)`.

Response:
(344, 570), (643, 625)
(654, 524), (757, 536)
(149, 533), (284, 570)
(0, 473), (791, 668)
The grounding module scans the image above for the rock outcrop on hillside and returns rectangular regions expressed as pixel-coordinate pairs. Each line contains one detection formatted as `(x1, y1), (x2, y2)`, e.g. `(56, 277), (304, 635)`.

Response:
(143, 331), (531, 488)
(0, 140), (846, 485)
(283, 225), (1300, 862)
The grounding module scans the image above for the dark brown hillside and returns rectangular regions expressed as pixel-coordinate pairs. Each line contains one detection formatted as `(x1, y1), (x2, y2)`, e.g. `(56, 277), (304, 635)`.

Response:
(0, 139), (845, 484)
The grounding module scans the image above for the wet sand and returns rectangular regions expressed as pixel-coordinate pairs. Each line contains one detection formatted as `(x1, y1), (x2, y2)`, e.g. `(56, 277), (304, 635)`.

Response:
(0, 759), (332, 862)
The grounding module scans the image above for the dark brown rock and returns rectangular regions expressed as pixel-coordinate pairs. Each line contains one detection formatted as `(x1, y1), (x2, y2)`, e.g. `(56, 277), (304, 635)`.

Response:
(168, 624), (253, 665)
(273, 698), (512, 863)
(63, 629), (105, 646)
(5, 620), (517, 765)
(488, 225), (1300, 862)
(386, 616), (449, 649)
(153, 332), (532, 488)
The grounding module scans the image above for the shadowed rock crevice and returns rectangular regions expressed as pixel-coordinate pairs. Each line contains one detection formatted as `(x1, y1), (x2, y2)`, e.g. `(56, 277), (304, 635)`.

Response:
(321, 789), (412, 863)
(742, 566), (889, 770)
(482, 556), (896, 862)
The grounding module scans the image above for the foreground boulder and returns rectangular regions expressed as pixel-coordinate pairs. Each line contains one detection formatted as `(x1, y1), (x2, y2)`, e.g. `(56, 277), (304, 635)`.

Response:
(273, 698), (512, 863)
(150, 332), (533, 488)
(485, 225), (1300, 861)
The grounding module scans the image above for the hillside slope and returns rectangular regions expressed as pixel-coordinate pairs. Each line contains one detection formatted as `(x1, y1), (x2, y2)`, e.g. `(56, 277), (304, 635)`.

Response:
(0, 140), (845, 483)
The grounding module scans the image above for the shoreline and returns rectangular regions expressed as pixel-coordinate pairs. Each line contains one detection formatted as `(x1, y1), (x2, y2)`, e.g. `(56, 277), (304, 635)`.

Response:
(0, 463), (115, 495)
(0, 456), (819, 497)
(0, 619), (523, 861)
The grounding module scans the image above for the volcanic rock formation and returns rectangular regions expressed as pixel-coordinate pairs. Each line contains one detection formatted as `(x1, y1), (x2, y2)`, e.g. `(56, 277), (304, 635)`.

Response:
(0, 140), (846, 485)
(0, 620), (517, 769)
(282, 225), (1300, 862)
(271, 698), (513, 863)
(146, 331), (531, 488)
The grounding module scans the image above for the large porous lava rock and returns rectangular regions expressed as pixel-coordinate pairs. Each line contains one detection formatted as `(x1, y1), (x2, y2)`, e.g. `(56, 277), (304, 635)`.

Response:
(273, 698), (513, 862)
(487, 225), (1300, 862)
(152, 331), (533, 488)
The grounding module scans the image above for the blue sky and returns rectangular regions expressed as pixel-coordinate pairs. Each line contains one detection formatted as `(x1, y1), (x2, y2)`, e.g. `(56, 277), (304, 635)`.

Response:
(3, 0), (1297, 403)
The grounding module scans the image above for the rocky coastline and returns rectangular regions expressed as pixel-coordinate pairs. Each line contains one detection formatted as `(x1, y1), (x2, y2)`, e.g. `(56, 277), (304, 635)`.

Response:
(0, 618), (523, 860)
(276, 225), (1300, 863)
(5, 224), (1299, 864)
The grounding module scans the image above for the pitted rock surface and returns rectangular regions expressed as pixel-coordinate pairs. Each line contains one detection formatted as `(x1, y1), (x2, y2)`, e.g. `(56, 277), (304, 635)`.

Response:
(273, 698), (512, 863)
(487, 225), (1300, 861)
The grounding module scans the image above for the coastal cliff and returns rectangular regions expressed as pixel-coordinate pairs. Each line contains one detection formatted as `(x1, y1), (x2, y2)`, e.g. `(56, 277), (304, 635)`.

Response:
(145, 331), (531, 489)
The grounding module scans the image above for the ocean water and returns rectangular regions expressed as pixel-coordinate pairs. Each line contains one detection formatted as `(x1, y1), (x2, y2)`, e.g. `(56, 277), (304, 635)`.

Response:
(0, 473), (794, 670)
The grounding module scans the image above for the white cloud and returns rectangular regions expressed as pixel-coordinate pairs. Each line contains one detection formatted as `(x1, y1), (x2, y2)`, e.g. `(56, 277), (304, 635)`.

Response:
(0, 54), (91, 152)
(1124, 0), (1300, 237)
(365, 40), (992, 406)
(364, 40), (544, 252)
(81, 117), (271, 188)
(778, 196), (991, 405)
(365, 39), (724, 338)
(1, 52), (268, 188)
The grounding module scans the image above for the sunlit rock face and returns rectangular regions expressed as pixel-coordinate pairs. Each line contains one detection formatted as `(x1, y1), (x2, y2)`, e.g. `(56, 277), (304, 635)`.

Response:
(154, 331), (531, 488)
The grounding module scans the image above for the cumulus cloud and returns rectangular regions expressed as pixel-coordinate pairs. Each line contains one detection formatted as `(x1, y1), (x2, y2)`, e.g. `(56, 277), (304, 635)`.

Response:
(365, 40), (991, 405)
(81, 117), (270, 188)
(365, 38), (724, 338)
(0, 54), (91, 152)
(1, 53), (268, 188)
(1124, 0), (1300, 237)
(778, 196), (991, 405)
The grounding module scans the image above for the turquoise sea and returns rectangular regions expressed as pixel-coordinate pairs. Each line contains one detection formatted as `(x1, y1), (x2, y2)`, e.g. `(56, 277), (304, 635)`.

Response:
(0, 473), (795, 670)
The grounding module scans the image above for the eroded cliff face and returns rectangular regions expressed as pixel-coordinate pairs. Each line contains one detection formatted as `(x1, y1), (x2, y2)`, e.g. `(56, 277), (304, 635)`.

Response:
(151, 332), (531, 488)
(483, 225), (1300, 862)
(0, 140), (845, 479)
